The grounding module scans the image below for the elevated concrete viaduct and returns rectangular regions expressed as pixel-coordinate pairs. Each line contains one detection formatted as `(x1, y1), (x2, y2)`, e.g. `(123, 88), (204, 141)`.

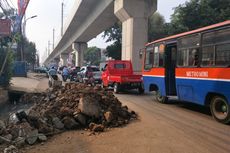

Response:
(44, 0), (157, 72)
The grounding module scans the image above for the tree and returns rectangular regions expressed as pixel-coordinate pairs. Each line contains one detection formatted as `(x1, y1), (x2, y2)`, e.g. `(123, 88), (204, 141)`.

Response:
(84, 46), (101, 65)
(0, 10), (16, 86)
(103, 23), (122, 60)
(0, 9), (38, 86)
(170, 0), (230, 34)
(104, 41), (121, 60)
(23, 38), (37, 68)
(148, 12), (170, 42)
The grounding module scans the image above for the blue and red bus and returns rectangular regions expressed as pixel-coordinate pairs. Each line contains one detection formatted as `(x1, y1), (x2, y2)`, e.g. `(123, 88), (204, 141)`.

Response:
(142, 20), (230, 124)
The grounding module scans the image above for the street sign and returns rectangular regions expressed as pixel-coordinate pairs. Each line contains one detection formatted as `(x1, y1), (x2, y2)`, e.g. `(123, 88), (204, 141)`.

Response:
(0, 19), (11, 36)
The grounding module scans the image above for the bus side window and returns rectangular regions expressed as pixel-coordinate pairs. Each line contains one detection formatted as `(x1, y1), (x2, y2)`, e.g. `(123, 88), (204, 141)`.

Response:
(201, 46), (215, 66)
(177, 34), (200, 67)
(201, 28), (230, 67)
(216, 43), (230, 66)
(188, 49), (199, 66)
(177, 48), (199, 67)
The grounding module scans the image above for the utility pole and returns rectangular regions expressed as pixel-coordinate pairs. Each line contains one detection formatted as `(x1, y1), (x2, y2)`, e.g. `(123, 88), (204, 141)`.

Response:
(48, 41), (51, 55)
(46, 47), (48, 57)
(53, 28), (55, 50)
(61, 2), (64, 36)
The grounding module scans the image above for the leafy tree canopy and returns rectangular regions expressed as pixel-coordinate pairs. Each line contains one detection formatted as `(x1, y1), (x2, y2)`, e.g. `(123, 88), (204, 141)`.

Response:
(170, 0), (230, 34)
(84, 46), (101, 65)
(102, 23), (122, 60)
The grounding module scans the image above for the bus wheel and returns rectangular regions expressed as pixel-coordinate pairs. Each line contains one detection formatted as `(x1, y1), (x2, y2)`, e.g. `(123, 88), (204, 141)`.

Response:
(114, 83), (120, 93)
(210, 96), (230, 124)
(155, 91), (168, 103)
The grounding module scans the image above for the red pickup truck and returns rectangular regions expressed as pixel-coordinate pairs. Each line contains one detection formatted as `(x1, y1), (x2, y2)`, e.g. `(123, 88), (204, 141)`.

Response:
(101, 60), (144, 94)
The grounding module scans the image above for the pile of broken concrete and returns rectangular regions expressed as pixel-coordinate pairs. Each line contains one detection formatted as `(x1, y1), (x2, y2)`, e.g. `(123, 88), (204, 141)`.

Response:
(0, 83), (137, 148)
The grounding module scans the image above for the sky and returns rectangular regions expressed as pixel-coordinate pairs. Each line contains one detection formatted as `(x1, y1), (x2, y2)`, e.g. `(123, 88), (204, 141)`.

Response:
(11, 0), (187, 62)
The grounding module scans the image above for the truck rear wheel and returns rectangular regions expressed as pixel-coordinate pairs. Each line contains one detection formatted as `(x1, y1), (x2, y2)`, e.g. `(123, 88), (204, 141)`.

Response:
(210, 96), (230, 124)
(155, 91), (168, 103)
(138, 87), (144, 94)
(114, 83), (120, 93)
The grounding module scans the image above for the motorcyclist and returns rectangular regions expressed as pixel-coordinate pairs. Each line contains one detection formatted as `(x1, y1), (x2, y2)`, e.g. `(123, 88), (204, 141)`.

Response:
(62, 66), (69, 81)
(48, 67), (57, 80)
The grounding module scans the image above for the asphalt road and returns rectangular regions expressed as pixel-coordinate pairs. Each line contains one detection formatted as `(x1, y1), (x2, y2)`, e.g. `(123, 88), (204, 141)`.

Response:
(22, 78), (230, 153)
(115, 92), (230, 153)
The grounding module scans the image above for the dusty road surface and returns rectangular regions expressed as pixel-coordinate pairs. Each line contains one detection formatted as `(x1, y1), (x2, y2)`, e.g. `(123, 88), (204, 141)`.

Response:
(24, 88), (230, 153)
(9, 73), (48, 93)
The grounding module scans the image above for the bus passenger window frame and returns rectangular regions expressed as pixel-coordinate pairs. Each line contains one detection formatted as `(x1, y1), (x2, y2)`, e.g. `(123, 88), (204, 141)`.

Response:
(177, 34), (200, 68)
(144, 45), (154, 70)
(152, 43), (165, 68)
(201, 28), (230, 68)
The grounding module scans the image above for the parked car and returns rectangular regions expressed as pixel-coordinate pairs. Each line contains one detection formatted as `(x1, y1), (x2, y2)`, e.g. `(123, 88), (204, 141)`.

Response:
(101, 60), (144, 94)
(34, 67), (48, 73)
(77, 66), (102, 84)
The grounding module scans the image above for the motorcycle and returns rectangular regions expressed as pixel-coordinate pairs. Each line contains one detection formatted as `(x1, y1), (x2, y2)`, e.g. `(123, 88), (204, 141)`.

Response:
(62, 74), (68, 82)
(83, 71), (95, 86)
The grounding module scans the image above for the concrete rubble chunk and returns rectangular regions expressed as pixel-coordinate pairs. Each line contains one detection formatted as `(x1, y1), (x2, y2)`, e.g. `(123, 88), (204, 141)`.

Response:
(62, 116), (80, 130)
(89, 123), (104, 132)
(38, 133), (47, 142)
(78, 96), (100, 118)
(26, 129), (38, 145)
(4, 145), (19, 153)
(0, 120), (6, 129)
(74, 113), (87, 125)
(0, 136), (11, 144)
(0, 120), (6, 135)
(14, 137), (26, 147)
(4, 134), (13, 141)
(52, 117), (64, 129)
(104, 111), (113, 123)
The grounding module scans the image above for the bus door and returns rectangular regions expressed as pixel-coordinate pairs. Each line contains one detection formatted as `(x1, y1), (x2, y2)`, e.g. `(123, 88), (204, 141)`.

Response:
(165, 43), (177, 96)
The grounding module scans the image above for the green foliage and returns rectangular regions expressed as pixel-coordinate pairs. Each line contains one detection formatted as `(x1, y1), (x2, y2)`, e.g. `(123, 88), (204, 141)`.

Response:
(0, 47), (14, 87)
(103, 22), (122, 43)
(103, 23), (122, 60)
(170, 0), (230, 34)
(105, 41), (121, 60)
(23, 37), (37, 65)
(148, 12), (170, 42)
(84, 46), (101, 65)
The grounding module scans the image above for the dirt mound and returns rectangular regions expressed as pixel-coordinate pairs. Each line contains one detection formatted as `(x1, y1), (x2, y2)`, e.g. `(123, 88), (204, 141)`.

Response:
(0, 83), (137, 148)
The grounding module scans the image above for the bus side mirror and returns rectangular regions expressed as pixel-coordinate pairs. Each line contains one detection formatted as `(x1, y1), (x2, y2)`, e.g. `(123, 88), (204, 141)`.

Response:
(101, 68), (104, 71)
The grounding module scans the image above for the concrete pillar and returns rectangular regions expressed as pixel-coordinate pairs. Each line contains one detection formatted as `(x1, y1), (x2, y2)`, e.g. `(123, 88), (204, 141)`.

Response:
(60, 53), (68, 66)
(72, 42), (87, 67)
(54, 57), (60, 67)
(114, 0), (157, 72)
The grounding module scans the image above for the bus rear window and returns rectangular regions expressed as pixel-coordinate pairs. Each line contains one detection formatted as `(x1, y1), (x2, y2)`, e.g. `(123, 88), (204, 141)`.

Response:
(114, 63), (126, 69)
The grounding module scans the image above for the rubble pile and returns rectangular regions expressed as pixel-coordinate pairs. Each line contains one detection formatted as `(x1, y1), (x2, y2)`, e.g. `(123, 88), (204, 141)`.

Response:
(0, 83), (137, 148)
